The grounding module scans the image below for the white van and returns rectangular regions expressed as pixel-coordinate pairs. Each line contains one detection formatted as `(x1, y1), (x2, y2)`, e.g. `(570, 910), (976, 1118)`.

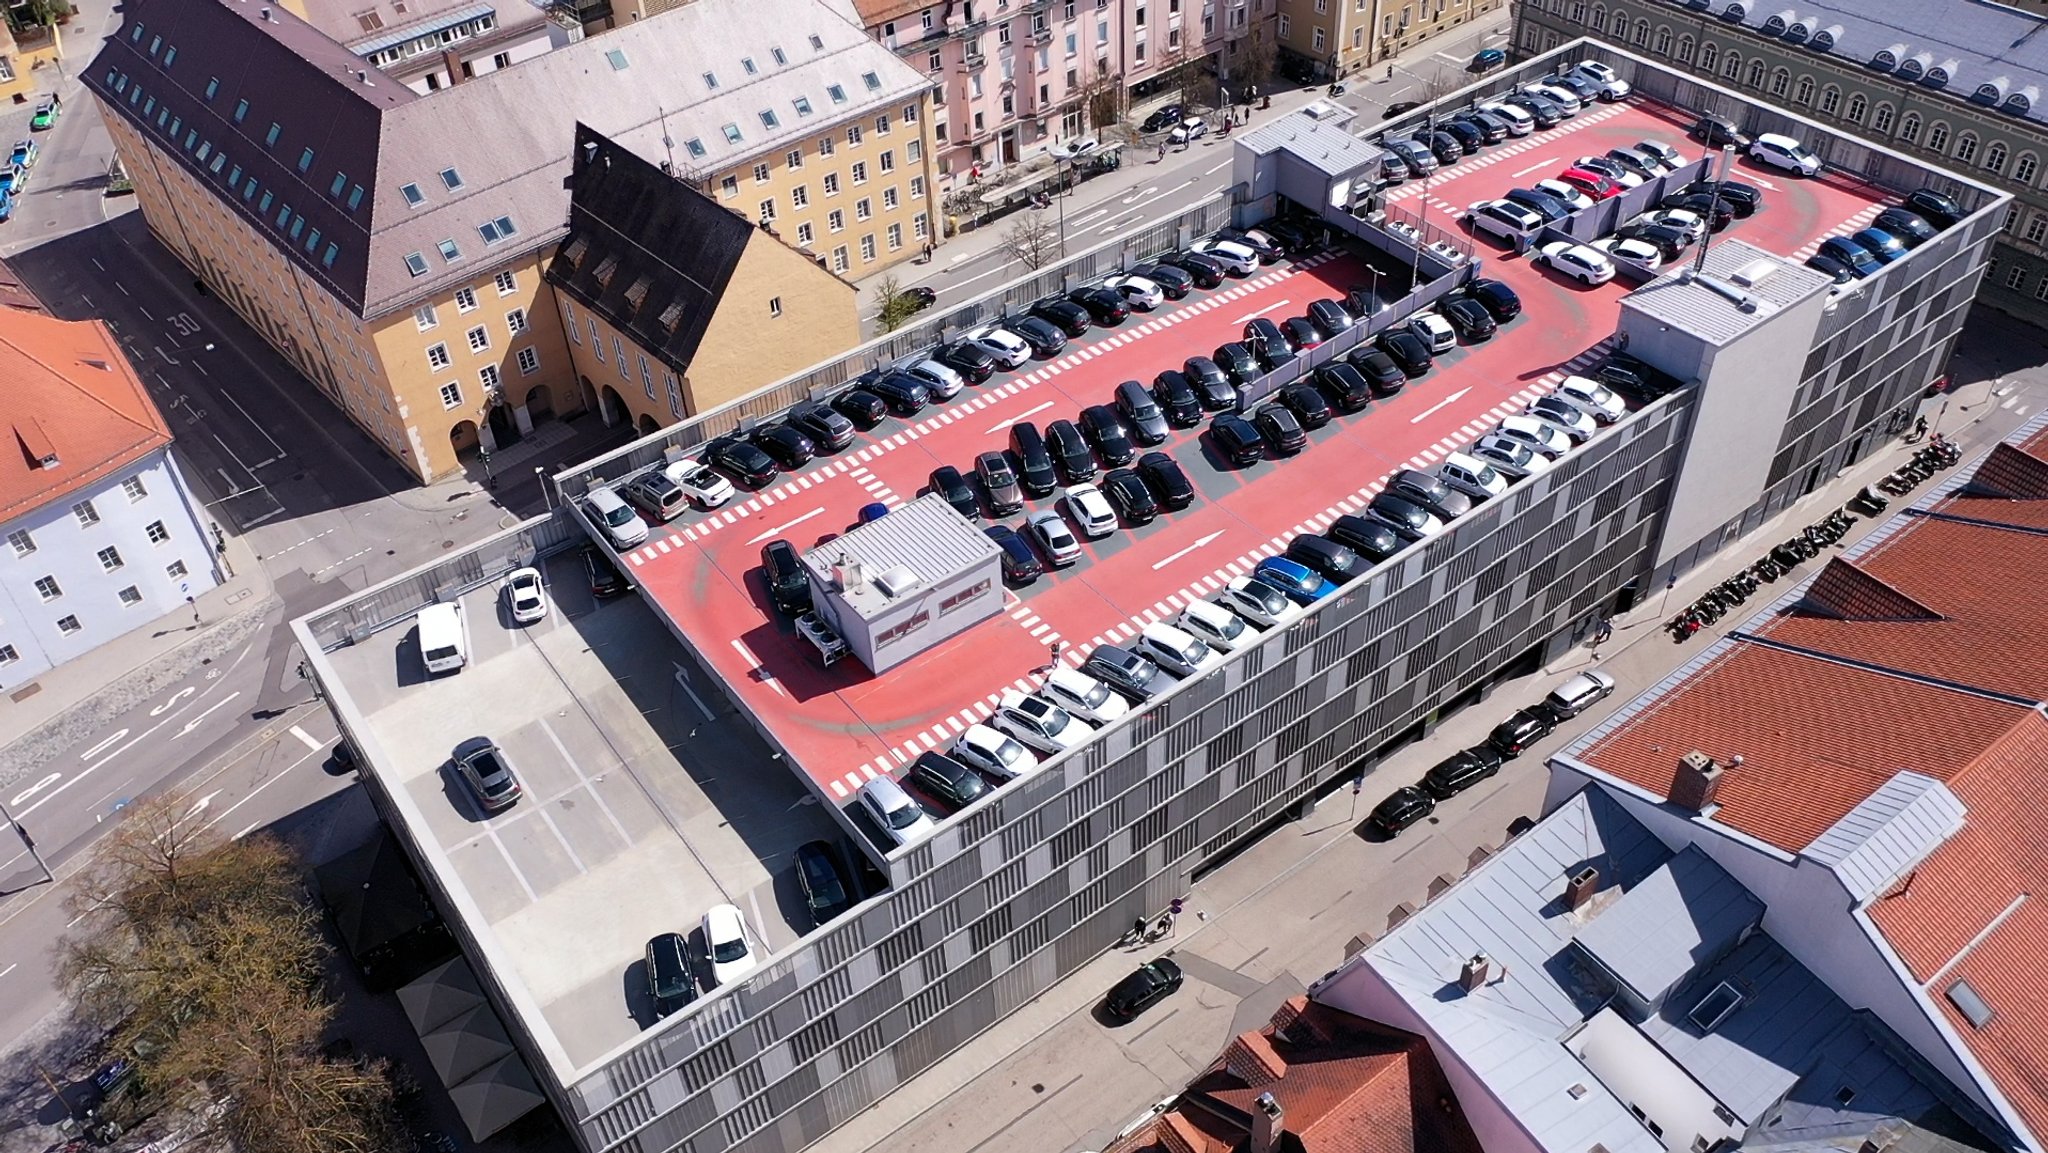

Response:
(1137, 622), (1221, 678)
(417, 602), (470, 675)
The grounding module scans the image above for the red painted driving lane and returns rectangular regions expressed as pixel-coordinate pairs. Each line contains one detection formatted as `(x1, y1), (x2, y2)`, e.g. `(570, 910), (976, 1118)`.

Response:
(621, 95), (1888, 802)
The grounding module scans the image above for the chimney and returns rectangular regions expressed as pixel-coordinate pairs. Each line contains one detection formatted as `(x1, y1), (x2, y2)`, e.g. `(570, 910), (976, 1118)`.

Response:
(259, 5), (271, 18)
(1566, 866), (1600, 911)
(1250, 1091), (1284, 1153)
(1671, 751), (1723, 813)
(441, 49), (466, 85)
(1460, 953), (1491, 993)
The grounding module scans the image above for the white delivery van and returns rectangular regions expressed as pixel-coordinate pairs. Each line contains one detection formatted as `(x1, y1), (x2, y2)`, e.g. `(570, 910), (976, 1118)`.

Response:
(417, 602), (470, 675)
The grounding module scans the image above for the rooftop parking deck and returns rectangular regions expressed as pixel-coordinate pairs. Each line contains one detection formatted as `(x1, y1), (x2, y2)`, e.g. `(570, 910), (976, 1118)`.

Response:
(325, 548), (856, 1076)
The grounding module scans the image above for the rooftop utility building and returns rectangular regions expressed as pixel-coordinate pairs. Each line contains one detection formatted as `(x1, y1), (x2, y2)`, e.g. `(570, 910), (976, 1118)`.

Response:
(802, 495), (1002, 673)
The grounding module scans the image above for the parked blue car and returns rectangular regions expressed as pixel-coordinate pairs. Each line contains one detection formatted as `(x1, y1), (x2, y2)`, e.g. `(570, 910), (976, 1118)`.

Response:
(1471, 47), (1507, 71)
(1251, 557), (1332, 604)
(1846, 227), (1909, 265)
(1816, 236), (1882, 279)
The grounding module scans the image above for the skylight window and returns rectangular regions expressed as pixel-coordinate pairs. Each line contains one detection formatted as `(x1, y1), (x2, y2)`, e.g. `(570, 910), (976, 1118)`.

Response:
(204, 77), (219, 100)
(233, 98), (249, 123)
(1687, 982), (1744, 1032)
(329, 172), (347, 196)
(722, 123), (744, 144)
(862, 70), (882, 91)
(793, 95), (813, 116)
(477, 215), (517, 243)
(299, 147), (315, 172)
(771, 46), (787, 65)
(437, 238), (461, 261)
(400, 182), (425, 207)
(606, 48), (629, 71)
(440, 167), (464, 190)
(742, 57), (758, 75)
(1947, 979), (1994, 1028)
(404, 251), (428, 276)
(760, 109), (779, 129)
(809, 33), (823, 49)
(703, 71), (719, 90)
(827, 83), (847, 103)
(685, 138), (707, 158)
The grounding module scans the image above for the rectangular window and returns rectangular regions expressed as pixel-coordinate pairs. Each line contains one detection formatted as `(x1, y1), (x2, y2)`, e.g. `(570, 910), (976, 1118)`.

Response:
(888, 222), (903, 250)
(233, 98), (249, 122)
(118, 585), (143, 607)
(824, 173), (840, 195)
(720, 175), (739, 197)
(426, 343), (451, 369)
(97, 546), (123, 572)
(832, 245), (849, 272)
(401, 183), (425, 207)
(856, 197), (872, 220)
(266, 122), (281, 146)
(165, 560), (187, 579)
(404, 252), (428, 276)
(908, 140), (922, 163)
(911, 176), (925, 199)
(792, 185), (809, 208)
(73, 500), (99, 527)
(517, 346), (540, 374)
(914, 212), (929, 238)
(796, 222), (814, 245)
(329, 172), (347, 196)
(440, 167), (464, 190)
(494, 270), (517, 295)
(759, 198), (776, 222)
(479, 364), (500, 393)
(34, 575), (60, 601)
(588, 318), (602, 357)
(753, 162), (771, 183)
(639, 355), (655, 399)
(769, 296), (783, 317)
(7, 529), (33, 557)
(614, 336), (628, 375)
(506, 308), (527, 334)
(819, 136), (836, 157)
(880, 151), (895, 173)
(852, 161), (868, 184)
(860, 234), (876, 261)
(56, 614), (81, 636)
(787, 148), (804, 169)
(829, 209), (845, 232)
(876, 113), (891, 135)
(416, 305), (439, 331)
(455, 287), (478, 311)
(437, 238), (461, 261)
(440, 382), (462, 409)
(145, 521), (169, 545)
(0, 645), (17, 664)
(847, 125), (863, 146)
(883, 187), (899, 209)
(298, 147), (314, 172)
(122, 476), (148, 501)
(466, 326), (490, 353)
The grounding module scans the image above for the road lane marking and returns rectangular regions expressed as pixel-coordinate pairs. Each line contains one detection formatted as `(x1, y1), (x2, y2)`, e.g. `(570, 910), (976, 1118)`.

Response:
(288, 725), (323, 751)
(1152, 530), (1225, 570)
(149, 688), (195, 716)
(985, 399), (1056, 435)
(1233, 299), (1291, 324)
(745, 507), (825, 546)
(1511, 156), (1558, 178)
(11, 773), (60, 806)
(175, 692), (242, 738)
(1411, 387), (1473, 423)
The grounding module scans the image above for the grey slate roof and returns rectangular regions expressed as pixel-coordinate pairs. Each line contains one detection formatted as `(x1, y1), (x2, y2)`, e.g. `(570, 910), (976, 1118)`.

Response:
(802, 494), (999, 621)
(86, 0), (930, 318)
(1802, 771), (1967, 906)
(1573, 845), (1764, 1007)
(543, 125), (752, 378)
(1238, 109), (1386, 177)
(1698, 0), (2048, 128)
(1623, 239), (1833, 347)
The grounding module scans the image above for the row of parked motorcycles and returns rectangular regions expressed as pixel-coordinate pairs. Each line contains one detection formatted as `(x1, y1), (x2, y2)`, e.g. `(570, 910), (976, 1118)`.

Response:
(1662, 438), (1959, 642)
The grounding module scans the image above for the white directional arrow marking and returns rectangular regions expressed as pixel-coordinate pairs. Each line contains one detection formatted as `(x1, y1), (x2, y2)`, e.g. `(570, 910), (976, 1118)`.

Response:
(185, 790), (222, 819)
(176, 692), (240, 737)
(746, 507), (825, 546)
(986, 399), (1056, 435)
(1122, 186), (1159, 204)
(1152, 530), (1226, 571)
(1411, 387), (1472, 424)
(1510, 156), (1559, 179)
(149, 687), (195, 717)
(1233, 299), (1291, 325)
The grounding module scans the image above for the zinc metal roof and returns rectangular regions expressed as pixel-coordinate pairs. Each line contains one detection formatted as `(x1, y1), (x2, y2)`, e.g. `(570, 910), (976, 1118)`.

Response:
(1803, 771), (1968, 905)
(1238, 109), (1385, 179)
(351, 2), (497, 55)
(1573, 845), (1764, 1006)
(802, 494), (998, 621)
(1622, 239), (1832, 347)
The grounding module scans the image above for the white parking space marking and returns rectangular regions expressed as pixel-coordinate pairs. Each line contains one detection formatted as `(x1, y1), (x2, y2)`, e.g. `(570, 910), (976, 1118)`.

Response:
(288, 725), (323, 751)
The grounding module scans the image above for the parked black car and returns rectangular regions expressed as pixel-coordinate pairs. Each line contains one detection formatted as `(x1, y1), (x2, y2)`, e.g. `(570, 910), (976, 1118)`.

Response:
(1101, 467), (1159, 524)
(984, 524), (1043, 584)
(935, 341), (997, 384)
(1345, 286), (1391, 320)
(1117, 379), (1171, 444)
(1009, 422), (1059, 497)
(834, 388), (888, 429)
(1140, 104), (1184, 133)
(1439, 118), (1485, 153)
(1663, 191), (1736, 231)
(928, 465), (978, 517)
(1284, 534), (1363, 583)
(1083, 644), (1176, 702)
(760, 540), (811, 614)
(1902, 187), (1964, 229)
(1418, 129), (1464, 164)
(705, 437), (780, 487)
(1011, 315), (1069, 356)
(1151, 371), (1204, 427)
(646, 932), (696, 1017)
(1158, 249), (1226, 288)
(793, 840), (852, 927)
(1281, 316), (1324, 353)
(1137, 451), (1195, 510)
(1366, 491), (1439, 542)
(1182, 355), (1231, 400)
(1080, 405), (1137, 467)
(1212, 342), (1262, 386)
(1346, 348), (1408, 396)
(1678, 179), (1761, 217)
(1440, 298), (1497, 341)
(1595, 357), (1670, 404)
(1378, 329), (1434, 377)
(1503, 92), (1565, 127)
(1504, 186), (1576, 223)
(1616, 220), (1693, 260)
(1133, 262), (1193, 298)
(1488, 708), (1557, 757)
(583, 546), (630, 599)
(1423, 746), (1505, 800)
(1030, 297), (1094, 337)
(1326, 514), (1401, 561)
(1260, 218), (1318, 253)
(867, 372), (932, 414)
(1370, 786), (1436, 837)
(751, 423), (816, 469)
(1307, 298), (1355, 337)
(1209, 413), (1265, 467)
(1277, 382), (1332, 429)
(1452, 111), (1507, 143)
(1244, 318), (1296, 370)
(1252, 404), (1308, 455)
(1068, 285), (1131, 324)
(1045, 419), (1097, 483)
(1387, 469), (1470, 520)
(1315, 363), (1374, 412)
(909, 751), (990, 812)
(1215, 227), (1284, 261)
(1104, 959), (1184, 1021)
(1872, 207), (1937, 247)
(1689, 111), (1749, 147)
(788, 402), (855, 451)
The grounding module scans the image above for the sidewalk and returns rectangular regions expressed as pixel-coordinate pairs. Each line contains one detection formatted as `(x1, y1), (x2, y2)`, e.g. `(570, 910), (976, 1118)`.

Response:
(0, 492), (275, 781)
(806, 380), (2035, 1153)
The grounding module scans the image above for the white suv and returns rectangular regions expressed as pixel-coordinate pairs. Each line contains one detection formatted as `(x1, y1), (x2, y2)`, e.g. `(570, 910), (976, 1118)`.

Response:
(1039, 668), (1131, 724)
(1190, 238), (1259, 275)
(1568, 60), (1632, 100)
(992, 690), (1097, 754)
(968, 325), (1032, 369)
(1749, 132), (1821, 176)
(953, 723), (1041, 780)
(1465, 199), (1546, 244)
(1535, 241), (1615, 285)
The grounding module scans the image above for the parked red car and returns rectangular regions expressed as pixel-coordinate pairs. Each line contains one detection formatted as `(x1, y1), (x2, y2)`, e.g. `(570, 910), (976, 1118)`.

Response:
(1557, 168), (1623, 200)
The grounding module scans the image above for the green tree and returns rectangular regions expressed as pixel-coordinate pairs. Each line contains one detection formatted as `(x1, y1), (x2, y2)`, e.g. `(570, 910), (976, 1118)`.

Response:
(874, 274), (927, 333)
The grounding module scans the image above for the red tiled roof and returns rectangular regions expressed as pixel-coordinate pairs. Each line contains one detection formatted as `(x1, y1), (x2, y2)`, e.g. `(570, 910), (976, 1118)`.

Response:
(0, 312), (171, 524)
(1580, 643), (2026, 852)
(1107, 997), (1483, 1153)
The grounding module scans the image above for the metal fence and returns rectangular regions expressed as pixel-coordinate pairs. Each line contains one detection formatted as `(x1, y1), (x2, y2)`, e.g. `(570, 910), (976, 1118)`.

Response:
(554, 194), (1236, 502)
(299, 511), (587, 651)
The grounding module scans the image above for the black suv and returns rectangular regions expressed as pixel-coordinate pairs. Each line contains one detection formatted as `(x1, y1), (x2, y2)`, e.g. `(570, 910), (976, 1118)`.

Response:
(706, 437), (779, 487)
(1117, 380), (1171, 444)
(583, 547), (630, 599)
(910, 751), (991, 812)
(1030, 297), (1094, 337)
(1151, 371), (1203, 428)
(928, 465), (978, 517)
(1009, 422), (1059, 497)
(1104, 959), (1184, 1021)
(935, 342), (996, 384)
(1158, 250), (1226, 288)
(751, 424), (816, 469)
(1045, 419), (1097, 483)
(1488, 708), (1557, 758)
(1137, 451), (1195, 510)
(760, 540), (811, 614)
(793, 841), (852, 927)
(1422, 747), (1504, 799)
(1370, 786), (1436, 837)
(1690, 111), (1749, 147)
(834, 388), (888, 429)
(1347, 348), (1407, 396)
(1326, 514), (1401, 561)
(1284, 535), (1362, 583)
(1377, 330), (1434, 377)
(1212, 342), (1260, 385)
(1068, 286), (1130, 324)
(1209, 413), (1265, 467)
(867, 372), (932, 415)
(1277, 382), (1332, 429)
(1080, 405), (1136, 467)
(1314, 364), (1373, 413)
(1101, 468), (1158, 524)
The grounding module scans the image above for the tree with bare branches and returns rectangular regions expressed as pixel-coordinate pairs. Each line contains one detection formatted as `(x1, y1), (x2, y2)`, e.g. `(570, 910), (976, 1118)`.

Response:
(1001, 211), (1065, 270)
(60, 793), (400, 1153)
(1231, 28), (1276, 105)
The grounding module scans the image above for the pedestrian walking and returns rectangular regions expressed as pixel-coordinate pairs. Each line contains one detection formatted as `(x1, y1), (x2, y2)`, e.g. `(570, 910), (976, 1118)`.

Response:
(1593, 617), (1613, 646)
(1912, 415), (1929, 442)
(921, 239), (934, 264)
(1157, 142), (1167, 162)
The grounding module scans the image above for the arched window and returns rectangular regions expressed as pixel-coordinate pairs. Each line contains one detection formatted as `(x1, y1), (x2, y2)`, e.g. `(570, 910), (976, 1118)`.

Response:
(1819, 86), (1840, 114)
(1677, 34), (1695, 63)
(1699, 41), (1717, 70)
(1748, 59), (1767, 88)
(1590, 4), (1606, 31)
(1771, 68), (1791, 96)
(1721, 52), (1741, 80)
(1656, 25), (1673, 55)
(1845, 93), (1866, 123)
(1873, 102), (1896, 134)
(1796, 76), (1816, 105)
(1898, 112), (1921, 143)
(1928, 121), (1950, 151)
(1954, 132), (1978, 163)
(1986, 141), (2009, 174)
(1634, 19), (1650, 46)
(2016, 152), (2039, 184)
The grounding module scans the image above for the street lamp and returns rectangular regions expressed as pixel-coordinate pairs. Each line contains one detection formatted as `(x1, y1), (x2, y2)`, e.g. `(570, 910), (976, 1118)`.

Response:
(0, 793), (53, 887)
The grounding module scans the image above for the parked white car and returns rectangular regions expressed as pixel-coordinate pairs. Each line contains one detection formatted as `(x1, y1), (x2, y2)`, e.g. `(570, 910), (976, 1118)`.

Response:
(953, 723), (1042, 780)
(1526, 395), (1599, 443)
(1407, 311), (1457, 354)
(1523, 81), (1583, 114)
(1555, 375), (1627, 422)
(701, 904), (758, 986)
(1749, 132), (1821, 176)
(1591, 236), (1667, 277)
(1568, 60), (1632, 100)
(908, 359), (966, 399)
(992, 690), (1097, 754)
(1136, 622), (1221, 678)
(1535, 240), (1616, 285)
(1215, 576), (1299, 629)
(1190, 238), (1259, 275)
(1176, 599), (1258, 653)
(1465, 199), (1547, 244)
(1641, 207), (1707, 242)
(1635, 138), (1683, 168)
(1576, 155), (1643, 187)
(968, 325), (1033, 369)
(1437, 451), (1510, 501)
(1039, 667), (1132, 725)
(1533, 179), (1596, 213)
(1477, 100), (1536, 134)
(586, 487), (650, 548)
(1062, 483), (1119, 539)
(1103, 274), (1165, 311)
(1498, 414), (1574, 458)
(1474, 433), (1554, 477)
(665, 459), (736, 508)
(503, 567), (548, 624)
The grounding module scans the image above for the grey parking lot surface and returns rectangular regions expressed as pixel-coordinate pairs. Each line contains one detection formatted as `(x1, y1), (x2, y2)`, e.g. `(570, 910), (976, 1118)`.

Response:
(328, 550), (848, 1072)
